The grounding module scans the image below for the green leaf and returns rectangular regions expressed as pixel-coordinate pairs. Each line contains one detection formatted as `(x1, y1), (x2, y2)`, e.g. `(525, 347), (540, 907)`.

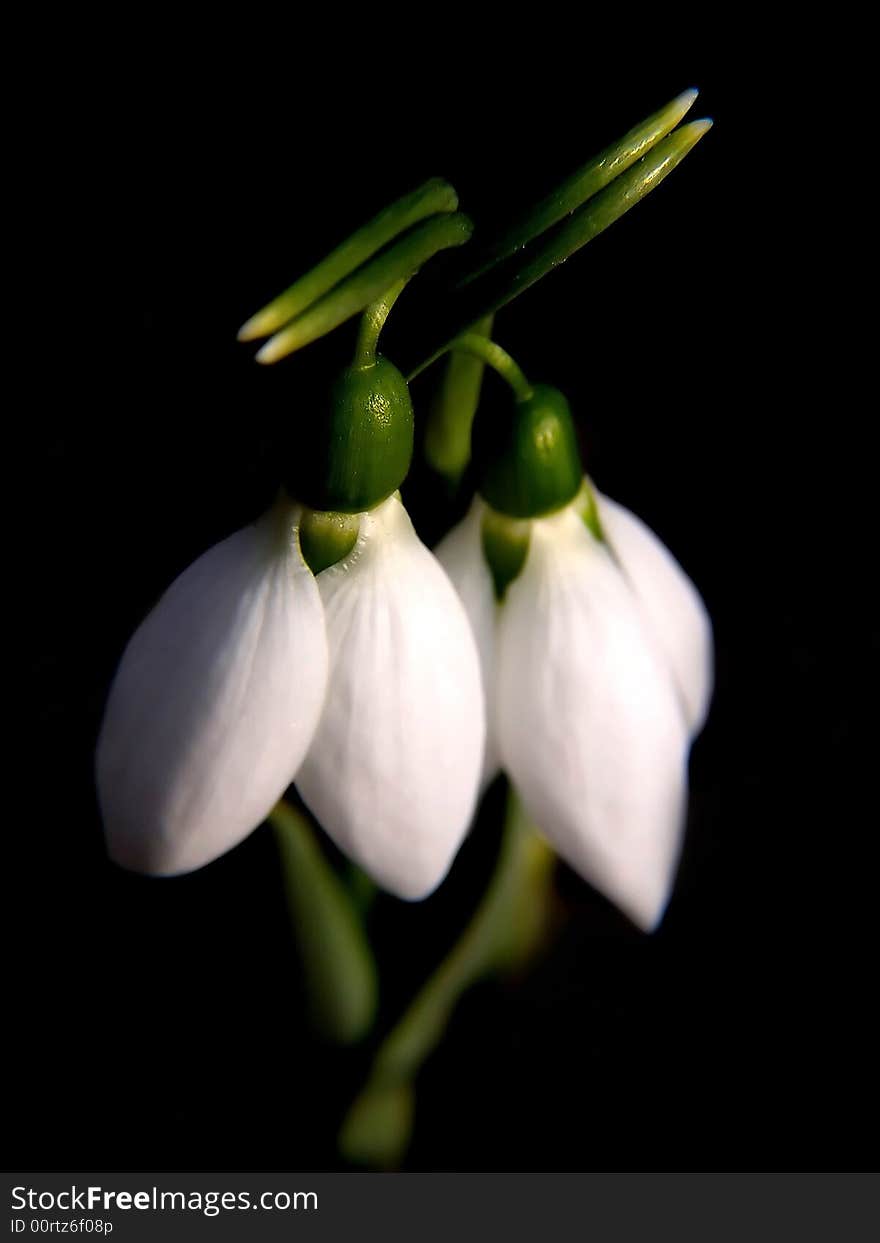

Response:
(270, 800), (378, 1046)
(256, 213), (473, 363)
(460, 88), (699, 282)
(238, 178), (458, 341)
(478, 119), (712, 304)
(408, 119), (711, 378)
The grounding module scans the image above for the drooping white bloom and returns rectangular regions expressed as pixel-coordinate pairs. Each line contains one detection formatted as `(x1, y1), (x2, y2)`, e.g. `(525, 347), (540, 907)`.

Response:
(296, 494), (486, 899)
(97, 492), (485, 898)
(96, 498), (328, 876)
(436, 483), (713, 930)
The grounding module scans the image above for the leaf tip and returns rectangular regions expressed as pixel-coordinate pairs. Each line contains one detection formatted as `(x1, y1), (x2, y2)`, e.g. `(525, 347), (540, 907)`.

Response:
(238, 306), (283, 342)
(255, 334), (290, 364)
(688, 117), (714, 139)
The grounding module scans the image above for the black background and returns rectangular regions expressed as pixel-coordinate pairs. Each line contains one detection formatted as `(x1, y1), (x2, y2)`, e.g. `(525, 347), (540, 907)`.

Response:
(13, 32), (874, 1174)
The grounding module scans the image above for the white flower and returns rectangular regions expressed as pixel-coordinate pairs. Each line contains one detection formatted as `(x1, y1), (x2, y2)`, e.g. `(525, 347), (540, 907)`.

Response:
(295, 495), (485, 899)
(96, 497), (328, 876)
(435, 484), (713, 930)
(97, 494), (485, 898)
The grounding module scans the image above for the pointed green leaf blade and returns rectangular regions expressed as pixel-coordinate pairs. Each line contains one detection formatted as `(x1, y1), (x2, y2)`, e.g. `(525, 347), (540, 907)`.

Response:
(461, 88), (699, 281)
(256, 212), (473, 363)
(238, 177), (458, 341)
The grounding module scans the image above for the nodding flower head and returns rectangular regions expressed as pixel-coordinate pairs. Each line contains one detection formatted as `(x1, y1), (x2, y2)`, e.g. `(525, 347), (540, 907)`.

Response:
(436, 377), (712, 931)
(96, 356), (486, 900)
(96, 496), (329, 877)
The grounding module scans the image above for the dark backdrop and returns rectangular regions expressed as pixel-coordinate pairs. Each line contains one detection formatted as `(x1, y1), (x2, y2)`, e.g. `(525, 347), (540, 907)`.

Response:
(13, 38), (873, 1173)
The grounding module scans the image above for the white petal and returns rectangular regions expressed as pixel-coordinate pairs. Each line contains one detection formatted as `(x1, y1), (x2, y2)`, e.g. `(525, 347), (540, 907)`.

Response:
(497, 507), (689, 930)
(433, 497), (500, 787)
(595, 488), (714, 735)
(296, 494), (485, 900)
(96, 499), (328, 875)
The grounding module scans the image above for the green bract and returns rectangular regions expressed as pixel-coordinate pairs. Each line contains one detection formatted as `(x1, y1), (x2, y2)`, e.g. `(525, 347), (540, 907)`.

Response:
(290, 357), (414, 514)
(481, 506), (531, 600)
(298, 508), (361, 576)
(474, 383), (583, 519)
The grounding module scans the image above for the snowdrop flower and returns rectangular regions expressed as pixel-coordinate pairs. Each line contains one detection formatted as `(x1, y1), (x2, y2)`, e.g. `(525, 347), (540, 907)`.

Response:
(96, 496), (328, 876)
(436, 368), (712, 931)
(296, 494), (484, 898)
(97, 355), (485, 899)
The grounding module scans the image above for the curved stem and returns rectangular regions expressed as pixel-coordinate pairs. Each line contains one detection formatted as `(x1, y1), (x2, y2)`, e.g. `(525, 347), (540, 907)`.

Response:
(338, 787), (557, 1168)
(450, 333), (533, 401)
(354, 278), (409, 368)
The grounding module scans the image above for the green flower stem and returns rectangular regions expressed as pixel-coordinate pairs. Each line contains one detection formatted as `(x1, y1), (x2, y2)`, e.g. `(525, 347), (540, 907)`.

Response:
(238, 178), (458, 342)
(256, 213), (473, 364)
(270, 800), (378, 1046)
(339, 788), (556, 1168)
(460, 89), (699, 283)
(407, 119), (711, 379)
(353, 278), (409, 368)
(346, 865), (379, 917)
(423, 314), (494, 482)
(450, 333), (532, 401)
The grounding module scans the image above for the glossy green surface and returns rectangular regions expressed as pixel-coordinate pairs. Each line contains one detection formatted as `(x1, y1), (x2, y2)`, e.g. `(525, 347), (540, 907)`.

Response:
(238, 178), (458, 342)
(257, 213), (473, 364)
(423, 314), (494, 481)
(290, 357), (414, 513)
(298, 508), (360, 574)
(481, 506), (532, 599)
(408, 119), (711, 379)
(449, 331), (532, 400)
(473, 121), (712, 313)
(462, 89), (698, 283)
(475, 383), (583, 519)
(353, 279), (409, 367)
